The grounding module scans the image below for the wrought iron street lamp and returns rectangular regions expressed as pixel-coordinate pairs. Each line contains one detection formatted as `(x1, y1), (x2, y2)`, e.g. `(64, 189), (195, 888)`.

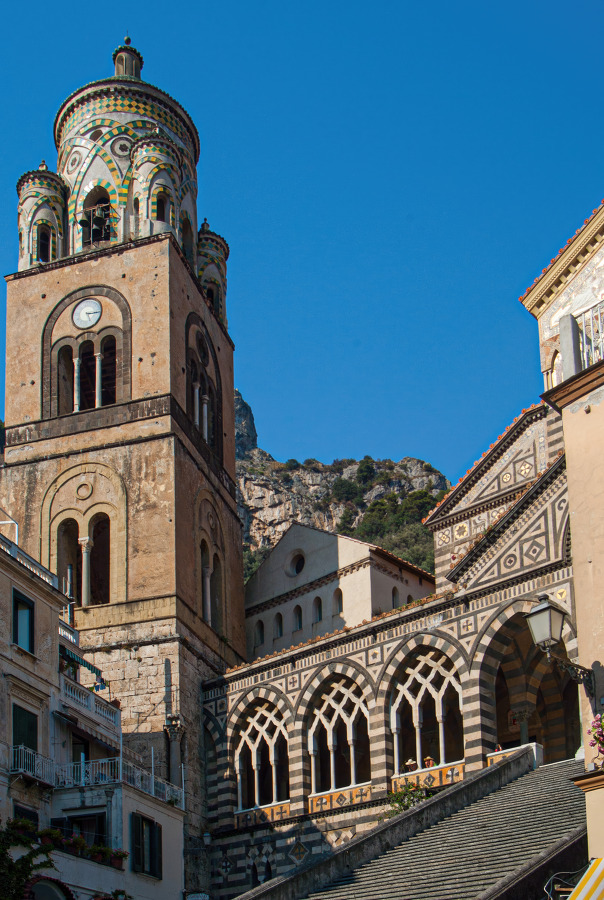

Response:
(525, 595), (595, 697)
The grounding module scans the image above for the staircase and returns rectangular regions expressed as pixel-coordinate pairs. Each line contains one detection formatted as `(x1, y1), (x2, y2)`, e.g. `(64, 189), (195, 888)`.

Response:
(300, 759), (586, 900)
(237, 754), (587, 900)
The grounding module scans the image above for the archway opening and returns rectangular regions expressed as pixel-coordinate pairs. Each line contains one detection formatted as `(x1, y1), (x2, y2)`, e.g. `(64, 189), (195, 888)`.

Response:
(57, 346), (74, 415)
(79, 341), (96, 411)
(182, 218), (194, 265)
(239, 742), (254, 810)
(101, 335), (117, 406)
(211, 554), (223, 634)
(57, 518), (81, 604)
(38, 225), (51, 262)
(82, 187), (111, 245)
(90, 514), (110, 605)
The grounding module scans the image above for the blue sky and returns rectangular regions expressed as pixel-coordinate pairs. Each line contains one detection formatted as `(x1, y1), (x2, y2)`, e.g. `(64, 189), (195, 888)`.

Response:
(1, 1), (603, 484)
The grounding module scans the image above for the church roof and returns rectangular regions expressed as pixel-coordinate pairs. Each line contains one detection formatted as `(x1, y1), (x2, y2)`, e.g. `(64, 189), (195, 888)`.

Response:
(446, 451), (565, 584)
(422, 403), (546, 526)
(520, 197), (604, 316)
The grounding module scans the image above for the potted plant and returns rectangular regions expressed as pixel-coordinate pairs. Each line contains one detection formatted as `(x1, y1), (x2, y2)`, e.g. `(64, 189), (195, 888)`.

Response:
(8, 817), (36, 837)
(88, 843), (109, 863)
(109, 697), (121, 709)
(38, 827), (62, 847)
(588, 713), (604, 766)
(64, 832), (88, 855)
(110, 848), (129, 869)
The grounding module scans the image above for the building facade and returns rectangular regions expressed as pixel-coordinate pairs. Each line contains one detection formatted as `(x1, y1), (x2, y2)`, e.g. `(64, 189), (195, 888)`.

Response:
(0, 530), (184, 899)
(2, 40), (245, 894)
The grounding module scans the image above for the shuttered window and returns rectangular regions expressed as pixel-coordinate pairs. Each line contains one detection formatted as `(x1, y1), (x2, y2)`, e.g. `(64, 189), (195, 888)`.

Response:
(131, 812), (162, 878)
(13, 704), (38, 751)
(13, 590), (34, 653)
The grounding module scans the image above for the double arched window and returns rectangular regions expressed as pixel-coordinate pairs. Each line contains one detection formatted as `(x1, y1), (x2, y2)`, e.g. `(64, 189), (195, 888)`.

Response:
(186, 315), (223, 460)
(235, 702), (290, 810)
(56, 512), (111, 607)
(79, 187), (112, 247)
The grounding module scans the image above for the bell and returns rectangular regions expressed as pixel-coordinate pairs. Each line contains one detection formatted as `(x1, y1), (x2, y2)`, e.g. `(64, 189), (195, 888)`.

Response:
(78, 213), (91, 228)
(92, 213), (106, 228)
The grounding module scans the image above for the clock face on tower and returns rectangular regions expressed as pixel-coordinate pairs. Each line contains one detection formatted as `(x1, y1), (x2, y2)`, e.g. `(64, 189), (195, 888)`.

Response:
(73, 298), (102, 329)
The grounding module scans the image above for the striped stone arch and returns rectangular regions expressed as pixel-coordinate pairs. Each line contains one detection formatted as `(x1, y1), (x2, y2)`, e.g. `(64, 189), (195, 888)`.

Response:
(27, 196), (64, 236)
(204, 706), (226, 746)
(469, 595), (577, 680)
(377, 630), (469, 708)
(146, 163), (180, 192)
(179, 207), (194, 239)
(295, 659), (376, 724)
(73, 178), (119, 250)
(68, 149), (121, 219)
(150, 178), (178, 220)
(227, 684), (295, 755)
(464, 595), (577, 768)
(31, 217), (57, 262)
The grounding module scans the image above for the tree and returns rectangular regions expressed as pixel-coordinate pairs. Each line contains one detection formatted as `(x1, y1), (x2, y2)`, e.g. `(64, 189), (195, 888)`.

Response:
(356, 455), (375, 486)
(0, 819), (55, 900)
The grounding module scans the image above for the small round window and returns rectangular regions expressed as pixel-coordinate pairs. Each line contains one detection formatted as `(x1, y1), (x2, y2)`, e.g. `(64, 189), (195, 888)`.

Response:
(287, 551), (305, 576)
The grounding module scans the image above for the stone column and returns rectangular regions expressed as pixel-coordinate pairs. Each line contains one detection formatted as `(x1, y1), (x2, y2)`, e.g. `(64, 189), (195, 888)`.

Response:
(73, 357), (81, 412)
(95, 352), (103, 408)
(309, 738), (317, 795)
(193, 382), (200, 428)
(413, 706), (423, 767)
(203, 566), (212, 625)
(164, 714), (185, 787)
(512, 706), (532, 746)
(270, 748), (278, 804)
(392, 726), (400, 774)
(201, 395), (209, 442)
(328, 734), (336, 791)
(79, 537), (93, 607)
(437, 715), (446, 766)
(349, 737), (357, 785)
(252, 752), (260, 807)
(235, 757), (243, 810)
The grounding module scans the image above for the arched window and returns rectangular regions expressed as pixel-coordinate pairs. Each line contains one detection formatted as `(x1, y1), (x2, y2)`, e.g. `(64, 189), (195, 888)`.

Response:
(38, 225), (51, 262)
(32, 881), (72, 899)
(254, 620), (265, 648)
(235, 701), (289, 810)
(90, 128), (103, 142)
(156, 193), (167, 223)
(185, 317), (223, 461)
(133, 197), (140, 237)
(313, 596), (322, 623)
(101, 335), (117, 406)
(182, 217), (194, 265)
(392, 587), (399, 609)
(390, 648), (463, 773)
(80, 187), (111, 246)
(293, 605), (302, 631)
(57, 345), (74, 415)
(57, 518), (81, 603)
(308, 677), (370, 794)
(211, 554), (223, 635)
(200, 540), (210, 622)
(273, 613), (283, 639)
(332, 588), (343, 616)
(407, 594), (413, 604)
(90, 514), (110, 605)
(78, 341), (96, 411)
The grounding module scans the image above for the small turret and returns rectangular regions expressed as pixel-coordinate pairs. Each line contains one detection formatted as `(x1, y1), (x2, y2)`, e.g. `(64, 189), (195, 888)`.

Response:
(112, 36), (143, 79)
(16, 161), (66, 270)
(198, 219), (230, 324)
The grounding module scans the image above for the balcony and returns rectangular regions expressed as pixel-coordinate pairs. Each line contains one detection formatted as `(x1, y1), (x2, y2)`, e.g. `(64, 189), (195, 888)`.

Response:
(10, 745), (54, 786)
(58, 619), (79, 647)
(0, 533), (58, 588)
(54, 756), (184, 808)
(576, 301), (604, 370)
(60, 674), (120, 729)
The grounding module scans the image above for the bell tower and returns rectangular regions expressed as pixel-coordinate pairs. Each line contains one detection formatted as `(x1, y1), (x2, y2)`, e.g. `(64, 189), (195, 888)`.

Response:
(3, 41), (245, 891)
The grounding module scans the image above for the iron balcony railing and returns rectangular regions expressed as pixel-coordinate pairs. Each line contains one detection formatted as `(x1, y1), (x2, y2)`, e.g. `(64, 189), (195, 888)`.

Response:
(54, 756), (184, 808)
(10, 745), (54, 785)
(0, 533), (58, 588)
(60, 675), (120, 727)
(577, 300), (604, 370)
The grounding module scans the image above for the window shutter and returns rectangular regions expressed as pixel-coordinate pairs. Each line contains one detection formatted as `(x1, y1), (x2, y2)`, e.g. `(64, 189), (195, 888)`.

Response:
(154, 821), (163, 879)
(13, 705), (37, 752)
(131, 812), (143, 872)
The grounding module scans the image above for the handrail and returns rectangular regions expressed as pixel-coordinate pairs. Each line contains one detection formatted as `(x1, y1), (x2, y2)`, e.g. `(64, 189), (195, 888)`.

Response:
(54, 755), (184, 809)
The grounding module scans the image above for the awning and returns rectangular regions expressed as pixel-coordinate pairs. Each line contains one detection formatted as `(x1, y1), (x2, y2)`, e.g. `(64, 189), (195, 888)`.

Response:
(59, 644), (104, 680)
(568, 859), (604, 899)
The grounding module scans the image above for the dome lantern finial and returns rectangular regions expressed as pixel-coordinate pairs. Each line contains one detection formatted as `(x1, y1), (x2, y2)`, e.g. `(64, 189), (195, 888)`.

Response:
(112, 38), (143, 79)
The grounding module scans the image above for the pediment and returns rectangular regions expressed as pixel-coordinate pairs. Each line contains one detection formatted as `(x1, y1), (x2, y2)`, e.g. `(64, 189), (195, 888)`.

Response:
(449, 462), (568, 592)
(426, 406), (549, 527)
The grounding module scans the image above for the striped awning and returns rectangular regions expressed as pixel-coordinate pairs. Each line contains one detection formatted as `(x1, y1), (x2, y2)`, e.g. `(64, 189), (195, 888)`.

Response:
(568, 859), (604, 899)
(59, 644), (103, 680)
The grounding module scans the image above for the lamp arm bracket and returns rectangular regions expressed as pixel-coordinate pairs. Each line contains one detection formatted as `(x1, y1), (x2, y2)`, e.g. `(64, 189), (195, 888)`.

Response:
(549, 652), (595, 697)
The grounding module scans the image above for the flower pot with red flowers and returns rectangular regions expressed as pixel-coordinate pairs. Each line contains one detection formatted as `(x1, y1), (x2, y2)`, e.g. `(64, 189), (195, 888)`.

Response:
(110, 848), (129, 869)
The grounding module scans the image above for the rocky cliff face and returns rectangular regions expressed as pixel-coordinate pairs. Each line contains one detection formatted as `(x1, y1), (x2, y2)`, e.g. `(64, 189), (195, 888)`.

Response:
(234, 391), (449, 553)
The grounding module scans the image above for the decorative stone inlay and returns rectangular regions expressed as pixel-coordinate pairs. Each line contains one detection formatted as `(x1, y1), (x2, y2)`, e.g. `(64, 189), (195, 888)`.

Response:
(391, 760), (465, 791)
(308, 783), (372, 814)
(76, 481), (93, 500)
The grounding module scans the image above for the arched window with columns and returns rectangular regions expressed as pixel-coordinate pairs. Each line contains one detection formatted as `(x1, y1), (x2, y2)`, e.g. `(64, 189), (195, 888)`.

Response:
(308, 676), (371, 794)
(44, 287), (132, 420)
(390, 647), (463, 773)
(197, 497), (226, 634)
(234, 701), (289, 810)
(185, 314), (223, 461)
